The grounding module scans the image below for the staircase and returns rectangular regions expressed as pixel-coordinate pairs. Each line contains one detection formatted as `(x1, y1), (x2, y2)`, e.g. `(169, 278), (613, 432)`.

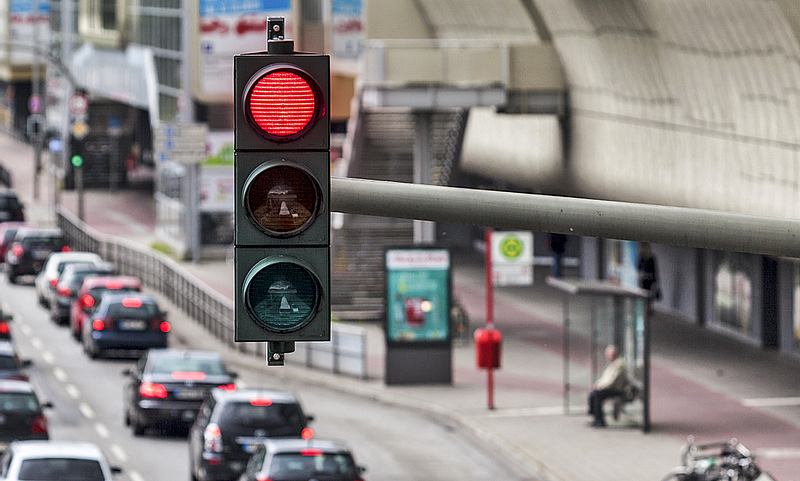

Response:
(331, 108), (468, 320)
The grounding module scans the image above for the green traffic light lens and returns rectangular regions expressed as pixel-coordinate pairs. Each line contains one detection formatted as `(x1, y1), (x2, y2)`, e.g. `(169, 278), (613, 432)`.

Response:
(244, 260), (320, 332)
(244, 164), (320, 237)
(71, 155), (83, 168)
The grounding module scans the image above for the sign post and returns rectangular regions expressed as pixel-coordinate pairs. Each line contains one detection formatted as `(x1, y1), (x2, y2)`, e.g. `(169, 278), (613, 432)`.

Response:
(485, 229), (495, 409)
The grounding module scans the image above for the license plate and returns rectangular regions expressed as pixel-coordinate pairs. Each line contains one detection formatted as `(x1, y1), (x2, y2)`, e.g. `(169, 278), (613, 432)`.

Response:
(181, 410), (196, 421)
(33, 250), (50, 259)
(236, 437), (267, 453)
(174, 388), (205, 400)
(119, 319), (147, 330)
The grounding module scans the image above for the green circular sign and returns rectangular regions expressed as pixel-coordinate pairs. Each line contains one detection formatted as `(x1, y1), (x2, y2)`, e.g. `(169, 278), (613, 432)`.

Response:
(499, 235), (524, 260)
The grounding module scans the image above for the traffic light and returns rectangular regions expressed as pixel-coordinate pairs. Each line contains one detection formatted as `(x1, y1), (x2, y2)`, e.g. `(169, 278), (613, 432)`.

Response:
(234, 17), (330, 364)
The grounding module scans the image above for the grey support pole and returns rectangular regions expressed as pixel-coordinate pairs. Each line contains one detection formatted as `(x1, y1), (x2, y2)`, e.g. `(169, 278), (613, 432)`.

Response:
(413, 112), (435, 244)
(331, 177), (800, 259)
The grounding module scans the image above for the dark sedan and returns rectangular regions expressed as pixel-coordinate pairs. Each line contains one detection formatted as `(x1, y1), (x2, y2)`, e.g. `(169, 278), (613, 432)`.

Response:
(0, 380), (51, 450)
(123, 349), (237, 436)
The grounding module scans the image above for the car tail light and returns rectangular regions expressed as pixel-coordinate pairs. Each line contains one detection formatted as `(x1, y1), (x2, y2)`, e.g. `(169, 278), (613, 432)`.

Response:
(0, 322), (9, 335)
(300, 448), (323, 457)
(80, 294), (95, 309)
(49, 278), (58, 288)
(301, 427), (314, 440)
(57, 286), (72, 297)
(255, 477), (272, 481)
(159, 321), (171, 333)
(31, 415), (48, 435)
(139, 382), (168, 399)
(171, 371), (206, 381)
(204, 423), (223, 453)
(121, 297), (142, 308)
(249, 398), (272, 407)
(91, 319), (106, 331)
(216, 383), (236, 391)
(61, 245), (71, 252)
(10, 244), (23, 257)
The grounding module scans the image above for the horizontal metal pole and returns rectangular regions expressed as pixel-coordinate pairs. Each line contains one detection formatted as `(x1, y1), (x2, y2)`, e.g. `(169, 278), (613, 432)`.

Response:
(331, 177), (800, 259)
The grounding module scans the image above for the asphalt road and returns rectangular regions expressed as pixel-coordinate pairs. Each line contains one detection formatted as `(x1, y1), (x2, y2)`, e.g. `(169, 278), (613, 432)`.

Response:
(1, 274), (521, 481)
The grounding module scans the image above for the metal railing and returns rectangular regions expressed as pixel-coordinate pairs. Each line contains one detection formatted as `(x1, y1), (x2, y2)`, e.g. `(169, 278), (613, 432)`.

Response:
(56, 207), (371, 378)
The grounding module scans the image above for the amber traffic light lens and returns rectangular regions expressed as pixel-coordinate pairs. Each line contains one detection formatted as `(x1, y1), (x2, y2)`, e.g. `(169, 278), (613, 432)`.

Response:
(245, 164), (320, 236)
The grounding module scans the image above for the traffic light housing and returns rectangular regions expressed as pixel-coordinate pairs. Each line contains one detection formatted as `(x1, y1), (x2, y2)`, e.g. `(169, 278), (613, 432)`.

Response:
(234, 23), (330, 360)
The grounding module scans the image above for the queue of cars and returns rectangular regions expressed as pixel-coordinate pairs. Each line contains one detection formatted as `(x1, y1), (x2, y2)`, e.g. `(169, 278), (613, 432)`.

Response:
(0, 208), (366, 481)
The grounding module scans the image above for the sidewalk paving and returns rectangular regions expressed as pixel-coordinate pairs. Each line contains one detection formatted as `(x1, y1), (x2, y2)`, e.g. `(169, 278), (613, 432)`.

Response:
(2, 131), (799, 481)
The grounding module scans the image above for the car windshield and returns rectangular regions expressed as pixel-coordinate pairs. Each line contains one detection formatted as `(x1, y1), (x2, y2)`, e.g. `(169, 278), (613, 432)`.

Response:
(0, 392), (39, 412)
(18, 458), (105, 481)
(22, 236), (62, 250)
(148, 354), (227, 376)
(58, 260), (94, 275)
(220, 402), (304, 432)
(268, 453), (356, 480)
(0, 356), (18, 370)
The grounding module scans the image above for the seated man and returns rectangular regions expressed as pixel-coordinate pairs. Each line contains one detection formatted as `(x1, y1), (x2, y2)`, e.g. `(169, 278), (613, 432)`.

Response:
(587, 344), (628, 427)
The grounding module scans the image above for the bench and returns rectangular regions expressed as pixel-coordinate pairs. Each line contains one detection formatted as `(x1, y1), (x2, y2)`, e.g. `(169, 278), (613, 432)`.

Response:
(612, 380), (642, 421)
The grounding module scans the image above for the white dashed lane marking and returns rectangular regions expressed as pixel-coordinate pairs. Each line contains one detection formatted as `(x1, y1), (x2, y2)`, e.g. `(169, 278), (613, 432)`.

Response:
(42, 351), (55, 365)
(94, 422), (110, 439)
(53, 367), (67, 382)
(65, 384), (80, 399)
(78, 402), (95, 419)
(129, 470), (145, 481)
(110, 444), (128, 463)
(30, 337), (43, 349)
(19, 324), (31, 336)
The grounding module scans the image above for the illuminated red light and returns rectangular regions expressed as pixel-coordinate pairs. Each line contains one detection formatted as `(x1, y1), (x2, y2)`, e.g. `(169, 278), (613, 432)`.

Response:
(171, 371), (206, 381)
(248, 70), (317, 138)
(121, 298), (143, 308)
(249, 398), (272, 407)
(80, 295), (95, 309)
(139, 382), (168, 399)
(49, 278), (58, 288)
(11, 244), (23, 257)
(301, 427), (314, 440)
(159, 321), (171, 333)
(216, 383), (236, 391)
(300, 448), (322, 457)
(0, 323), (9, 335)
(92, 319), (105, 331)
(61, 245), (71, 253)
(57, 286), (72, 297)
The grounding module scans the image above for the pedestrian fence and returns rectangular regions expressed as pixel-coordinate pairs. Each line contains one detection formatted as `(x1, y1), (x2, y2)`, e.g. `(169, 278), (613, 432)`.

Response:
(56, 207), (369, 379)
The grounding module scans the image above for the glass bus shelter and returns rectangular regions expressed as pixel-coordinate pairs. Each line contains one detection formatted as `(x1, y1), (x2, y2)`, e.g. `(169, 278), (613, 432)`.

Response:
(547, 277), (651, 432)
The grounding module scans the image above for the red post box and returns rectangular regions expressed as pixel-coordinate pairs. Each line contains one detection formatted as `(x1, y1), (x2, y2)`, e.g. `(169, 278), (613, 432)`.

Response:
(474, 327), (502, 369)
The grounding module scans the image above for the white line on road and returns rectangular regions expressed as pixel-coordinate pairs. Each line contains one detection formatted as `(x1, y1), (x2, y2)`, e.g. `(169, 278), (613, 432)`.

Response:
(486, 406), (564, 418)
(30, 337), (42, 349)
(78, 402), (95, 419)
(742, 397), (800, 408)
(94, 423), (110, 439)
(129, 470), (145, 481)
(19, 324), (31, 336)
(110, 444), (128, 463)
(755, 447), (800, 459)
(52, 367), (67, 382)
(65, 384), (80, 399)
(42, 351), (54, 365)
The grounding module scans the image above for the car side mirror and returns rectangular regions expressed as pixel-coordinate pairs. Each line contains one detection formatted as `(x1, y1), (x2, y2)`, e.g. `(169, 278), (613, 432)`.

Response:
(1, 313), (12, 322)
(228, 371), (239, 379)
(41, 401), (54, 409)
(21, 359), (33, 368)
(358, 465), (367, 474)
(121, 368), (132, 377)
(110, 466), (123, 475)
(305, 414), (315, 423)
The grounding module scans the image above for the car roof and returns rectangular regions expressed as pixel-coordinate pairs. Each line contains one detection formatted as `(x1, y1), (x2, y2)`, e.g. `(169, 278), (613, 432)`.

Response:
(48, 252), (101, 263)
(0, 379), (35, 394)
(15, 227), (61, 238)
(100, 292), (156, 304)
(263, 438), (351, 454)
(0, 341), (15, 356)
(147, 349), (221, 360)
(0, 222), (28, 232)
(9, 441), (106, 460)
(81, 276), (141, 289)
(0, 189), (18, 197)
(212, 388), (299, 404)
(63, 262), (113, 274)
